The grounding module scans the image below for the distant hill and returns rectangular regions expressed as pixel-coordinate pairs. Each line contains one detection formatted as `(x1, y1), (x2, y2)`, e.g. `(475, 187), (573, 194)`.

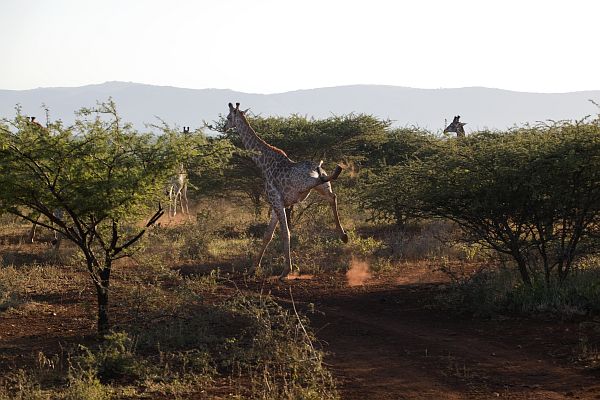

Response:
(1, 81), (599, 133)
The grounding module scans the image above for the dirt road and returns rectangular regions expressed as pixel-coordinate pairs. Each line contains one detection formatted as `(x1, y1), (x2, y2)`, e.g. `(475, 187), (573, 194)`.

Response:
(262, 275), (600, 400)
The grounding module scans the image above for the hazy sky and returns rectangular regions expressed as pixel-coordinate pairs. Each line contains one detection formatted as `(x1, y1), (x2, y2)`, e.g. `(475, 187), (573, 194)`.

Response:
(1, 0), (599, 93)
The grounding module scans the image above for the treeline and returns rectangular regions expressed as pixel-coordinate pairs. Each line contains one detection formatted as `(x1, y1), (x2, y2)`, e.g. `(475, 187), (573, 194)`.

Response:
(211, 112), (600, 287)
(1, 102), (599, 333)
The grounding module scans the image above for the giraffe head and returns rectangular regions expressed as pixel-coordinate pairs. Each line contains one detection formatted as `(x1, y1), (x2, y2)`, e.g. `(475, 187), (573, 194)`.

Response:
(225, 102), (247, 132)
(443, 116), (467, 137)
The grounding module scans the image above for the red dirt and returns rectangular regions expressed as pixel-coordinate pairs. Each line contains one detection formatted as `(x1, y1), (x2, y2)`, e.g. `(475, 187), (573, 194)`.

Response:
(243, 269), (600, 400)
(1, 250), (599, 399)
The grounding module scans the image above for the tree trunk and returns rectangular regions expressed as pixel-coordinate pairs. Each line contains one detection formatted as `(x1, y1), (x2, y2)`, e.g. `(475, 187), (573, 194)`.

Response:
(95, 267), (111, 335)
(515, 256), (532, 287)
(507, 239), (532, 287)
(96, 284), (110, 334)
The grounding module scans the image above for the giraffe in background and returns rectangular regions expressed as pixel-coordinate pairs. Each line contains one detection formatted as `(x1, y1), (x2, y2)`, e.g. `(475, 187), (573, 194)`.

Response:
(28, 209), (63, 250)
(444, 115), (467, 137)
(224, 102), (347, 279)
(167, 163), (189, 218)
(28, 116), (45, 129)
(167, 126), (190, 218)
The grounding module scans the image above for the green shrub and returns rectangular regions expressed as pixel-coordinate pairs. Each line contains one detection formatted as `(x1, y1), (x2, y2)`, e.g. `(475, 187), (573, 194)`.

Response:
(438, 262), (600, 318)
(71, 332), (147, 383)
(223, 293), (339, 400)
(0, 369), (48, 400)
(63, 372), (112, 400)
(505, 269), (600, 316)
(0, 276), (22, 311)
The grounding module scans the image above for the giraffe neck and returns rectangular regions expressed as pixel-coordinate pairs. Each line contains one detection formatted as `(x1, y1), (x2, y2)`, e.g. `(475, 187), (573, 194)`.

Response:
(233, 115), (289, 170)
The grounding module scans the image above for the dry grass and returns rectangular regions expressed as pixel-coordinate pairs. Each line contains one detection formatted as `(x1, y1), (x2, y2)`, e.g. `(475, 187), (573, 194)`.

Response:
(2, 196), (599, 398)
(0, 217), (339, 399)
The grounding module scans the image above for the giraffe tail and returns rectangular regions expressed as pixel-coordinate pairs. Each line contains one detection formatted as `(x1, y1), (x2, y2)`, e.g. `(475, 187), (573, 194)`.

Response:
(319, 165), (343, 183)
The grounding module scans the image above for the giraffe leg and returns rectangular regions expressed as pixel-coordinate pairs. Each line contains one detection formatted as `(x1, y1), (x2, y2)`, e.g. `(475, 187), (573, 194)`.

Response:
(264, 186), (293, 279)
(285, 205), (293, 231)
(28, 217), (39, 243)
(182, 185), (190, 217)
(314, 183), (348, 243)
(273, 205), (292, 280)
(173, 191), (179, 217)
(249, 209), (278, 275)
(168, 186), (175, 218)
(51, 231), (62, 251)
(50, 209), (63, 251)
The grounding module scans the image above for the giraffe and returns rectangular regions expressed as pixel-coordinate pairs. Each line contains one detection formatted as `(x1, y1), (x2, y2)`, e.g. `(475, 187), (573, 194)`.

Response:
(166, 127), (191, 218)
(28, 209), (63, 249)
(28, 116), (45, 129)
(224, 102), (347, 279)
(167, 162), (189, 218)
(444, 115), (467, 137)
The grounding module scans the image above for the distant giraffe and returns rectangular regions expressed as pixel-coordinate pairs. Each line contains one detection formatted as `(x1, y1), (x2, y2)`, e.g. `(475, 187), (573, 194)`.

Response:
(444, 115), (467, 137)
(28, 209), (63, 250)
(168, 162), (189, 218)
(224, 102), (347, 279)
(167, 126), (191, 218)
(28, 116), (45, 129)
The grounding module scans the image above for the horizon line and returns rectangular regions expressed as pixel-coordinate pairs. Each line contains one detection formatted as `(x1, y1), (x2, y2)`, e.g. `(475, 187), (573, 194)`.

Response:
(2, 81), (599, 96)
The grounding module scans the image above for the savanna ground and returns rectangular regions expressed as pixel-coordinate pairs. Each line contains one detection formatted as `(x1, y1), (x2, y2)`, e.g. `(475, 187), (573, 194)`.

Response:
(1, 199), (599, 399)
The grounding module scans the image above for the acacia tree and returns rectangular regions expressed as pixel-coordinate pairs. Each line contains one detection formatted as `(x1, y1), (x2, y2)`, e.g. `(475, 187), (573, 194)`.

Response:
(359, 128), (437, 226)
(383, 119), (600, 286)
(0, 102), (184, 333)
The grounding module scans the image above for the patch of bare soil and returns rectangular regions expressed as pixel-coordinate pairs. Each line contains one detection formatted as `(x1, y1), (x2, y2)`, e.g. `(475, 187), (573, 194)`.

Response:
(238, 270), (600, 400)
(0, 289), (96, 373)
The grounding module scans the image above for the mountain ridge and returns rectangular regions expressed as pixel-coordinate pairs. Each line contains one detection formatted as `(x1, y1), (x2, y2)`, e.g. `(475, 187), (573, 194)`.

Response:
(1, 81), (599, 132)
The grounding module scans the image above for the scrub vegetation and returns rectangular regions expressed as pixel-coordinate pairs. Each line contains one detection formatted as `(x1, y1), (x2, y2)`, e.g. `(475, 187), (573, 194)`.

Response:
(0, 103), (599, 398)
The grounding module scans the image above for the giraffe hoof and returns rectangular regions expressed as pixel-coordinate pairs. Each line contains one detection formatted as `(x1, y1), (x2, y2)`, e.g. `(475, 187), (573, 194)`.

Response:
(278, 270), (291, 281)
(341, 232), (349, 243)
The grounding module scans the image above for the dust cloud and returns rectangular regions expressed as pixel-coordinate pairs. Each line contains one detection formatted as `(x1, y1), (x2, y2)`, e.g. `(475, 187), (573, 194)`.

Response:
(346, 257), (371, 286)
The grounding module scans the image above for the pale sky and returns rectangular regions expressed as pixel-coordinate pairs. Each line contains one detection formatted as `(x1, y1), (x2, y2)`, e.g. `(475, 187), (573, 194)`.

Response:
(1, 0), (599, 94)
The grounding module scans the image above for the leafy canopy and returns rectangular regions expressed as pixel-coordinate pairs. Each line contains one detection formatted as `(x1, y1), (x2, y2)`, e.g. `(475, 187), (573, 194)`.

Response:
(370, 119), (600, 284)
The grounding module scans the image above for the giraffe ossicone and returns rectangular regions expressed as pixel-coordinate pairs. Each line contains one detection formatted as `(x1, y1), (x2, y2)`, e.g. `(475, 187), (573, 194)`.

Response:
(225, 102), (348, 280)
